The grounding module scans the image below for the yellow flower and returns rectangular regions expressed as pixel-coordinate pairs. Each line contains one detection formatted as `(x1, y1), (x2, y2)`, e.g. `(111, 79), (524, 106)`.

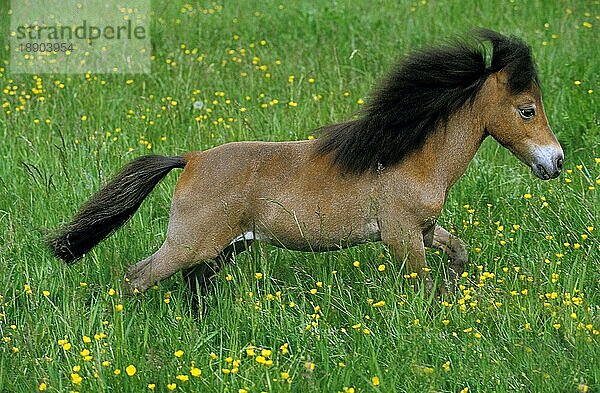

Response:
(174, 350), (184, 358)
(82, 335), (91, 343)
(255, 272), (263, 279)
(167, 383), (177, 390)
(372, 300), (385, 308)
(115, 304), (123, 312)
(280, 343), (289, 354)
(148, 383), (156, 390)
(442, 361), (451, 372)
(176, 374), (189, 382)
(372, 376), (380, 386)
(281, 371), (290, 379)
(71, 373), (82, 385)
(421, 366), (434, 374)
(126, 364), (137, 376)
(190, 367), (201, 377)
(357, 98), (365, 105)
(378, 264), (386, 272)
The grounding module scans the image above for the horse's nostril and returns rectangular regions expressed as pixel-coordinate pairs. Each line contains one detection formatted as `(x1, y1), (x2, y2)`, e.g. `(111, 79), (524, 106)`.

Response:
(556, 157), (564, 171)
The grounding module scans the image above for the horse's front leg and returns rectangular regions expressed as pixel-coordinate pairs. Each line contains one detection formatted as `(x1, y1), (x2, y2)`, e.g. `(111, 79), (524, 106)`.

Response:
(382, 229), (434, 296)
(424, 224), (468, 290)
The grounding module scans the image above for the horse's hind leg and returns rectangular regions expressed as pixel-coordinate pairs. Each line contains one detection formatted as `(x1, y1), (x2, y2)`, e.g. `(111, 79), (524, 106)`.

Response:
(183, 239), (253, 312)
(425, 224), (468, 289)
(126, 241), (209, 293)
(126, 231), (235, 293)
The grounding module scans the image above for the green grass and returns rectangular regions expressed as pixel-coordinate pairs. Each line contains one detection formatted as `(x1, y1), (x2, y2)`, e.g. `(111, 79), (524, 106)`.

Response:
(0, 1), (599, 392)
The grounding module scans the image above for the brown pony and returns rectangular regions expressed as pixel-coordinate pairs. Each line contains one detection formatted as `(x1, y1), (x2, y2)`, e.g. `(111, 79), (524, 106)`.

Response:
(48, 29), (563, 300)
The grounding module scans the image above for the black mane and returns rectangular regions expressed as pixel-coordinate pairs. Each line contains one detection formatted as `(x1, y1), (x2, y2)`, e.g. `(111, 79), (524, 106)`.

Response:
(316, 29), (538, 174)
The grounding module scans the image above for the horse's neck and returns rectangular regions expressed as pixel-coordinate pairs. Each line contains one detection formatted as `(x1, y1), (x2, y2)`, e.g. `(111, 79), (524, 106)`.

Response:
(409, 104), (486, 191)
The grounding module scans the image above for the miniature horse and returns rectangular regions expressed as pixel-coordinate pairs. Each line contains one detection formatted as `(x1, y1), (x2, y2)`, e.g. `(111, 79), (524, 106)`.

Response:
(49, 29), (563, 301)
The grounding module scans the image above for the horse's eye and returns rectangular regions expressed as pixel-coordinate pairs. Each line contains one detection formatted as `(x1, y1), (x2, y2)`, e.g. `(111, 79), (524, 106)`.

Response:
(519, 107), (536, 119)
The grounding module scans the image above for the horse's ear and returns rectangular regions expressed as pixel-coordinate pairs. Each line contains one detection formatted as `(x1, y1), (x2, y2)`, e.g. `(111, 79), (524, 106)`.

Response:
(492, 69), (510, 87)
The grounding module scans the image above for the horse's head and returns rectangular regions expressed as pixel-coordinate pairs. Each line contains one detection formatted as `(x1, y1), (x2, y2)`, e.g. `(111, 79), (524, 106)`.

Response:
(476, 29), (564, 180)
(483, 72), (563, 179)
(482, 75), (564, 179)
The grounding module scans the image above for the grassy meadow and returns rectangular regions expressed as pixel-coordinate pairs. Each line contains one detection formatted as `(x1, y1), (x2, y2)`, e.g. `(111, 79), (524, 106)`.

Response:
(0, 1), (599, 392)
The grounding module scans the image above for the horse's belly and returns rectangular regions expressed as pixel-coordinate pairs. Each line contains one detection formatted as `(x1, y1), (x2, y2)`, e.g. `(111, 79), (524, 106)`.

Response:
(253, 215), (381, 252)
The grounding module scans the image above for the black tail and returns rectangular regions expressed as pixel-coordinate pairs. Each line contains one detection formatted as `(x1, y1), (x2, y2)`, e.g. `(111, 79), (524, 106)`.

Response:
(48, 155), (186, 263)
